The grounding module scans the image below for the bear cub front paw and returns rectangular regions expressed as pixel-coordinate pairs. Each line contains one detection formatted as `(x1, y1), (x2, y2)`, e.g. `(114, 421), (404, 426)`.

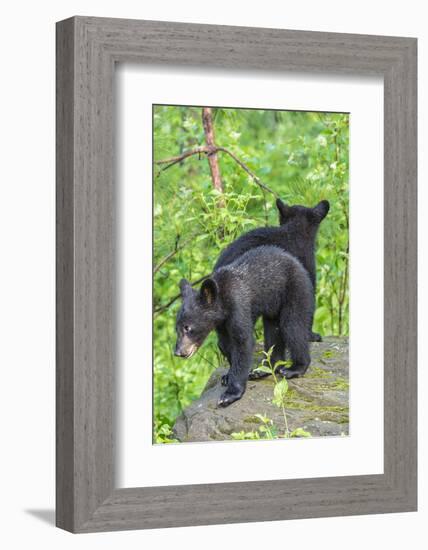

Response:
(218, 382), (245, 407)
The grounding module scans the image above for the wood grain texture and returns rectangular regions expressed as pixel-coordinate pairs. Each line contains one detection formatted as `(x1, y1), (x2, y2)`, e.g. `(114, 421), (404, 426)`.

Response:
(56, 18), (75, 532)
(56, 16), (417, 533)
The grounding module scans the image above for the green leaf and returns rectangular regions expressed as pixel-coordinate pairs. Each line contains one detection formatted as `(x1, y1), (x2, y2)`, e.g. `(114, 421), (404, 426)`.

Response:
(273, 359), (292, 369)
(273, 378), (289, 407)
(231, 431), (260, 440)
(254, 413), (272, 424)
(290, 428), (312, 438)
(253, 365), (272, 375)
(261, 345), (275, 364)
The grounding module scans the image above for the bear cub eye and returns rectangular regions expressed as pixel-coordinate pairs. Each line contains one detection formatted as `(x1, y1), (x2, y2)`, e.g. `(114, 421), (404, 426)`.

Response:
(183, 325), (192, 334)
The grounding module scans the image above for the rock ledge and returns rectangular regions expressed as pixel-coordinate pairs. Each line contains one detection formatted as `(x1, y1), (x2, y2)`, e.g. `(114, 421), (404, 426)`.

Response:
(173, 337), (349, 442)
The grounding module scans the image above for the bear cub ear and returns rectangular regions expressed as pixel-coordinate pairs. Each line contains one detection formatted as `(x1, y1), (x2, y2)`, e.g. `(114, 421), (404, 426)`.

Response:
(179, 278), (192, 298)
(276, 198), (290, 224)
(311, 200), (330, 222)
(200, 278), (218, 306)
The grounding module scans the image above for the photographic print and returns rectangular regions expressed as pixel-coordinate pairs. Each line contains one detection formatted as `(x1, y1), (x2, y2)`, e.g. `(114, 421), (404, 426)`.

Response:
(56, 19), (416, 531)
(153, 104), (349, 444)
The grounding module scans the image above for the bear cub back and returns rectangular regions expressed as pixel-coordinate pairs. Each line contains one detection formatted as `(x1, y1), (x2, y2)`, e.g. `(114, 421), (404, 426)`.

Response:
(214, 245), (314, 323)
(215, 199), (330, 290)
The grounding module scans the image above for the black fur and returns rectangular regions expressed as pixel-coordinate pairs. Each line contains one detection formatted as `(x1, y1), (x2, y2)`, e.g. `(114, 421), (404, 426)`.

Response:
(175, 246), (314, 407)
(215, 199), (329, 342)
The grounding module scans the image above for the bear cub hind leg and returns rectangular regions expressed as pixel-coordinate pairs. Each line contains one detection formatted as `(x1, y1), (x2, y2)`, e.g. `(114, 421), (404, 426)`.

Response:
(249, 317), (285, 380)
(310, 331), (322, 342)
(279, 312), (311, 379)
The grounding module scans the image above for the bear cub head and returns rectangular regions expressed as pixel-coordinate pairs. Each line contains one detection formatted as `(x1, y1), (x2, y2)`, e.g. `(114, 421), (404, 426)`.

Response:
(174, 278), (222, 359)
(276, 198), (330, 233)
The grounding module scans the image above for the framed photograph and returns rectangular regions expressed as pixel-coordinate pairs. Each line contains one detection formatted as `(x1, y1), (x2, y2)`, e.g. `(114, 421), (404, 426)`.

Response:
(56, 17), (417, 532)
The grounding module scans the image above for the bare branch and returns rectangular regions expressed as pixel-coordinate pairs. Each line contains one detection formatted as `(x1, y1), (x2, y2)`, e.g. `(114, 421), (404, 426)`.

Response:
(153, 235), (195, 275)
(155, 145), (278, 198)
(155, 147), (210, 172)
(215, 146), (278, 198)
(154, 274), (210, 316)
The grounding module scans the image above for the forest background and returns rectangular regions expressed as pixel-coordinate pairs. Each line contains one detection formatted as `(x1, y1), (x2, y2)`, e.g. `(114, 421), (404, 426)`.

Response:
(153, 105), (349, 441)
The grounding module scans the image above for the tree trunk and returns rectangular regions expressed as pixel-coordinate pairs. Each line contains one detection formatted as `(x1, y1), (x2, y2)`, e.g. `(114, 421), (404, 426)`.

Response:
(202, 107), (225, 205)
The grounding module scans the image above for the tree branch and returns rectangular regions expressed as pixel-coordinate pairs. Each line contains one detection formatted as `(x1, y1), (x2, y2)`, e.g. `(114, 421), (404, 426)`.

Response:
(153, 235), (195, 275)
(155, 145), (278, 198)
(202, 107), (224, 198)
(215, 146), (278, 198)
(154, 274), (210, 316)
(155, 146), (209, 171)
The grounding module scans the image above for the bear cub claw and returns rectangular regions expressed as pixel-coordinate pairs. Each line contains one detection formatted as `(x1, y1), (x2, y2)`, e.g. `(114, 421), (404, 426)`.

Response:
(218, 390), (243, 407)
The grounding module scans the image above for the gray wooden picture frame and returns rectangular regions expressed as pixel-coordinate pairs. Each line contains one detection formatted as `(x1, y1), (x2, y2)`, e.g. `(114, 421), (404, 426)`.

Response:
(56, 16), (417, 533)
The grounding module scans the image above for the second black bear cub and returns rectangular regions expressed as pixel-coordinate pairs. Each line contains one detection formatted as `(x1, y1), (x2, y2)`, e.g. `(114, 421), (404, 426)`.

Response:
(215, 198), (330, 342)
(175, 245), (314, 407)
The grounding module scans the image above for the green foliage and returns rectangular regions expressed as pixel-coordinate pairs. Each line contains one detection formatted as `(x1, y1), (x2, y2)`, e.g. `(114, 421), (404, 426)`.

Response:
(289, 427), (312, 438)
(273, 378), (289, 408)
(154, 422), (179, 444)
(231, 413), (279, 441)
(153, 105), (349, 440)
(231, 430), (262, 440)
(230, 349), (312, 441)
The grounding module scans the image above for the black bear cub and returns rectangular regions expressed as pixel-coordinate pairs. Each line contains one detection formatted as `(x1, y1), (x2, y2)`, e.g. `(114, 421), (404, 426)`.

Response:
(215, 198), (329, 342)
(175, 245), (314, 407)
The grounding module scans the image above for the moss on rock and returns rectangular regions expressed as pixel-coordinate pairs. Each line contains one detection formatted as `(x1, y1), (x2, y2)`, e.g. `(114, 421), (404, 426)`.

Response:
(173, 337), (349, 442)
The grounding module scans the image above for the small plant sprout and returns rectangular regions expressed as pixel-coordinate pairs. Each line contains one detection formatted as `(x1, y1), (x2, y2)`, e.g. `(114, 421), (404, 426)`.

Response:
(252, 347), (292, 437)
(252, 347), (312, 439)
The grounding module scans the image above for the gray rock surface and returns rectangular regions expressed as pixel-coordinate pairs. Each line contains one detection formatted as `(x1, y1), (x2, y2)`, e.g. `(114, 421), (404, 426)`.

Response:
(173, 337), (349, 442)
